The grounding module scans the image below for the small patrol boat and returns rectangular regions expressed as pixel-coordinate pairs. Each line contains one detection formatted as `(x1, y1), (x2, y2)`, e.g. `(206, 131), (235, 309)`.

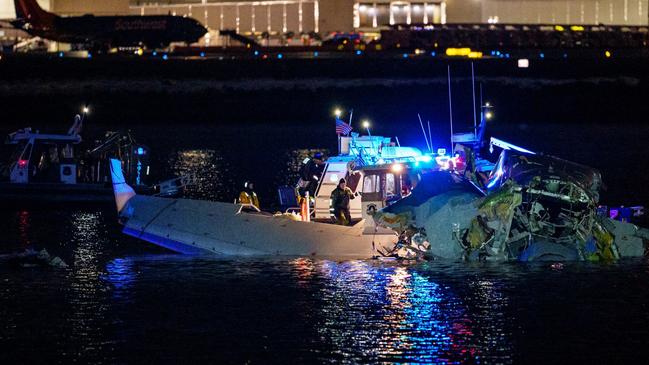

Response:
(0, 112), (154, 204)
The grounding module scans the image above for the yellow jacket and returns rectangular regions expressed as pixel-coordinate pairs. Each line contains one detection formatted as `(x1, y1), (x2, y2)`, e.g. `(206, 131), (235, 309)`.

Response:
(239, 191), (260, 209)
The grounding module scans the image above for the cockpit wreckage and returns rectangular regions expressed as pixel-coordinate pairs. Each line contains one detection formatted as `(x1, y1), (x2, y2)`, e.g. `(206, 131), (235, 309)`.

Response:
(372, 148), (649, 262)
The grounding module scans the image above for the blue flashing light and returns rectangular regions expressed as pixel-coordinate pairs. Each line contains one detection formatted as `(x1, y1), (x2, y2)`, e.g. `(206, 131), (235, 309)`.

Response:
(200, 52), (205, 57)
(58, 52), (64, 58)
(152, 51), (158, 56)
(162, 54), (168, 60)
(356, 50), (362, 55)
(505, 53), (510, 58)
(402, 53), (408, 58)
(137, 147), (145, 155)
(539, 52), (545, 58)
(431, 51), (436, 57)
(277, 53), (283, 59)
(254, 50), (259, 56)
(314, 51), (319, 57)
(414, 161), (420, 167)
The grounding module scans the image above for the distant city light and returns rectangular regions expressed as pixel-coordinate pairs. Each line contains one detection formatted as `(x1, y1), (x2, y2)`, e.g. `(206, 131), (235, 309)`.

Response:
(518, 58), (529, 68)
(605, 50), (612, 58)
(82, 106), (89, 114)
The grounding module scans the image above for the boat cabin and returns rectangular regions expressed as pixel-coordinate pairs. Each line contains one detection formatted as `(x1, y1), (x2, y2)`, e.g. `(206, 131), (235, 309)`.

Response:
(309, 133), (443, 226)
(6, 127), (82, 184)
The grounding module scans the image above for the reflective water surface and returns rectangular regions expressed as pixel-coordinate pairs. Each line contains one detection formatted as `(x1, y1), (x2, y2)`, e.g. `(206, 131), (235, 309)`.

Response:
(1, 207), (649, 364)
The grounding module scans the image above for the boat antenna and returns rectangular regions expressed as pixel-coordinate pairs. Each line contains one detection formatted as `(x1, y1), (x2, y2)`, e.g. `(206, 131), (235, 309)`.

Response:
(418, 114), (431, 152)
(427, 120), (433, 152)
(395, 136), (401, 147)
(348, 108), (354, 126)
(447, 65), (454, 153)
(471, 62), (478, 138)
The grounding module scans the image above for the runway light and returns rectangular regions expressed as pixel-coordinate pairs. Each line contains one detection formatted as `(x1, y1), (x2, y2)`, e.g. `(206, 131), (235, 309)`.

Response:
(334, 108), (342, 118)
(391, 163), (403, 173)
(605, 50), (612, 58)
(446, 47), (471, 56)
(517, 58), (529, 68)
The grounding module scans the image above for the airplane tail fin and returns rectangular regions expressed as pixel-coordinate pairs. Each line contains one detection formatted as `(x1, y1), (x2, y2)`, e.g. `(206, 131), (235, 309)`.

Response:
(110, 159), (136, 213)
(14, 0), (56, 28)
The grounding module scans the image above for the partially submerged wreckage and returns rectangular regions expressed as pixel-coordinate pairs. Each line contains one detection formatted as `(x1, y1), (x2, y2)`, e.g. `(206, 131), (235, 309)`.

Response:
(373, 147), (649, 261)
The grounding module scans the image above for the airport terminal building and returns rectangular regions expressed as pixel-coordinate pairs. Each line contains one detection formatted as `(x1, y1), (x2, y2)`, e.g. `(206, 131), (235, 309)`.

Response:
(1, 0), (648, 42)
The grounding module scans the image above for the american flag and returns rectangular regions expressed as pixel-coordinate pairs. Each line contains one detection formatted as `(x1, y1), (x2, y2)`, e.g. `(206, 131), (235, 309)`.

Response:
(335, 118), (353, 136)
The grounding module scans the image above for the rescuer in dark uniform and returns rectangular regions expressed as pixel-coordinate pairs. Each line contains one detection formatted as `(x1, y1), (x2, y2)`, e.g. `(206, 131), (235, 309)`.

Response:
(330, 178), (355, 225)
(298, 152), (326, 197)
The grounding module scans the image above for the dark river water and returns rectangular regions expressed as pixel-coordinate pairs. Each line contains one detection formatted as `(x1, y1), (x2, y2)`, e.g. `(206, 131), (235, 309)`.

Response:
(2, 120), (649, 363)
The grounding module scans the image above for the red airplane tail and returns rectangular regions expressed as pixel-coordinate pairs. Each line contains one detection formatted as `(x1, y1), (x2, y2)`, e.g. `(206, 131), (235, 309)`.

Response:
(14, 0), (57, 29)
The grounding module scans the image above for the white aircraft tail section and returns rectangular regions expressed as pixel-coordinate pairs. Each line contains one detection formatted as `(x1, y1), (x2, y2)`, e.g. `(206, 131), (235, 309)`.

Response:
(110, 158), (136, 213)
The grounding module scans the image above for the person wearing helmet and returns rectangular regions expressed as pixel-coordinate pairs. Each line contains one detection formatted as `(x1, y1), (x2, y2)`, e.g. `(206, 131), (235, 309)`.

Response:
(330, 178), (355, 225)
(239, 181), (260, 210)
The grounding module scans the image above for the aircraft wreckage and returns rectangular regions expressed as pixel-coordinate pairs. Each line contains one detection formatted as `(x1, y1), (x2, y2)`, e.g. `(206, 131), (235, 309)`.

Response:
(373, 146), (649, 261)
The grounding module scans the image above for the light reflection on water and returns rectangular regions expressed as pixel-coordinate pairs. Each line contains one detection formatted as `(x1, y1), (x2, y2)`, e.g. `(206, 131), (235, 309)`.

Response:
(310, 260), (497, 363)
(161, 147), (329, 208)
(167, 149), (236, 201)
